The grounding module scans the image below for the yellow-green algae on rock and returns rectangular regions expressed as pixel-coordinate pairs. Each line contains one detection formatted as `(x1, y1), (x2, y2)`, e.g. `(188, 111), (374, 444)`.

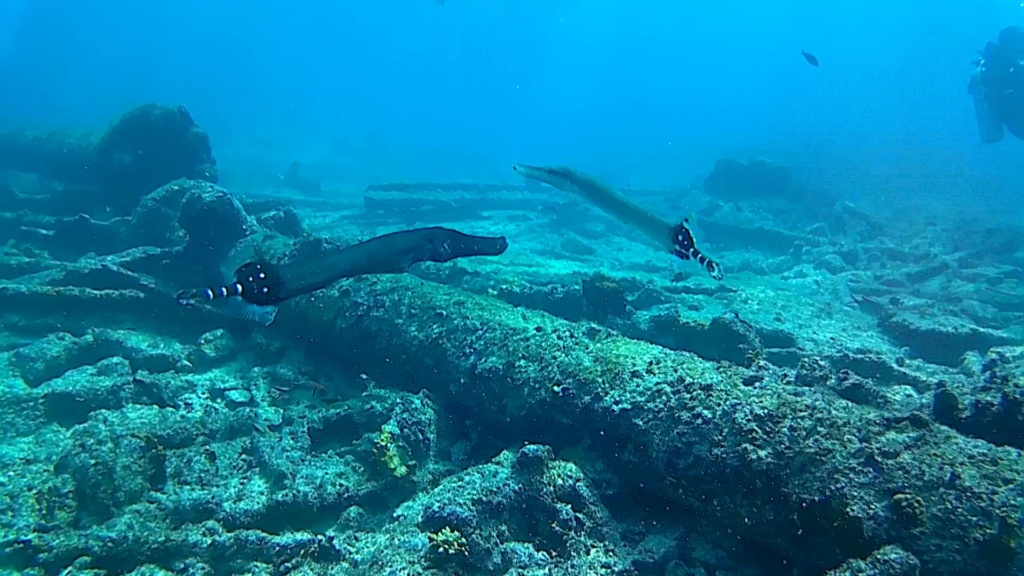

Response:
(276, 274), (1023, 576)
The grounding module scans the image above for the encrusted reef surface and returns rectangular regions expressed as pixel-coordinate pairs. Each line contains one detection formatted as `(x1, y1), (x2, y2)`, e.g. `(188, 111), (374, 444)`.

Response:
(277, 275), (1022, 576)
(0, 109), (1022, 575)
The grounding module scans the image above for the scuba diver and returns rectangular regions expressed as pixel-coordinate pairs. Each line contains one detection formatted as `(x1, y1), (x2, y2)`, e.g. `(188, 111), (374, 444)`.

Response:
(970, 25), (1024, 143)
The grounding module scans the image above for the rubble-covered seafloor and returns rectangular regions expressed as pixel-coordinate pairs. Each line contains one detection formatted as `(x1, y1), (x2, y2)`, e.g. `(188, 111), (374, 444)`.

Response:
(0, 106), (1023, 576)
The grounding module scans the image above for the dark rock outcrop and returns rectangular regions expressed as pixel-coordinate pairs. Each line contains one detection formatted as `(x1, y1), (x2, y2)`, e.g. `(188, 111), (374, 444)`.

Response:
(702, 158), (793, 202)
(89, 104), (218, 212)
(0, 104), (217, 215)
(880, 312), (1020, 367)
(933, 346), (1024, 449)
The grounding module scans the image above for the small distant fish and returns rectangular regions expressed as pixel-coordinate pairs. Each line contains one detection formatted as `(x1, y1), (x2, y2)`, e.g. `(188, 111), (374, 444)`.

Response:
(802, 50), (820, 67)
(272, 380), (328, 401)
(845, 288), (888, 319)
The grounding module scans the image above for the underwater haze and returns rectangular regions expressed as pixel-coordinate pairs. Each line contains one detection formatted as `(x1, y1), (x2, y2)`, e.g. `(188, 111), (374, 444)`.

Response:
(2, 1), (1022, 196)
(2, 1), (1024, 576)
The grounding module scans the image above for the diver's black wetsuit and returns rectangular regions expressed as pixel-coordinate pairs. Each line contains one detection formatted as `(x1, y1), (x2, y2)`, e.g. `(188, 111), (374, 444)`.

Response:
(970, 26), (1024, 143)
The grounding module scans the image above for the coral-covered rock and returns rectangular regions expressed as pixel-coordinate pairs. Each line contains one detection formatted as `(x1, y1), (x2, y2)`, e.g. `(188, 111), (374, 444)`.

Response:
(129, 179), (195, 248)
(12, 255), (158, 293)
(90, 104), (218, 213)
(38, 357), (137, 428)
(795, 356), (834, 388)
(272, 274), (1024, 576)
(880, 312), (1020, 367)
(815, 253), (848, 275)
(178, 182), (253, 267)
(55, 418), (167, 522)
(12, 329), (192, 387)
(255, 207), (305, 238)
(932, 346), (1024, 449)
(647, 310), (764, 365)
(394, 446), (631, 574)
(194, 329), (238, 366)
(581, 272), (632, 319)
(1, 213), (133, 259)
(825, 545), (920, 576)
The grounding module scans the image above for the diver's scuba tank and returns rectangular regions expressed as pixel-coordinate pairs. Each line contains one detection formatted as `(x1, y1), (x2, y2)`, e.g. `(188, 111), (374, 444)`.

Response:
(970, 68), (1005, 144)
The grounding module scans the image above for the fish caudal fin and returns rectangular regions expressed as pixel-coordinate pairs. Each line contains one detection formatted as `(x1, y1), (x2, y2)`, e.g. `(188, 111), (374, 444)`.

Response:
(669, 221), (724, 281)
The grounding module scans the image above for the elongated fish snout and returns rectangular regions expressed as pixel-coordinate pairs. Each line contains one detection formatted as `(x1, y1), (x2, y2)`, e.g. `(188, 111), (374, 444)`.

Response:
(512, 162), (566, 189)
(512, 162), (540, 176)
(476, 235), (509, 256)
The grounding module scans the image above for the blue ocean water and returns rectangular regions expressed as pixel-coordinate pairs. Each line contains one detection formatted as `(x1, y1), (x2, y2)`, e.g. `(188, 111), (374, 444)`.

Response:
(0, 1), (1022, 575)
